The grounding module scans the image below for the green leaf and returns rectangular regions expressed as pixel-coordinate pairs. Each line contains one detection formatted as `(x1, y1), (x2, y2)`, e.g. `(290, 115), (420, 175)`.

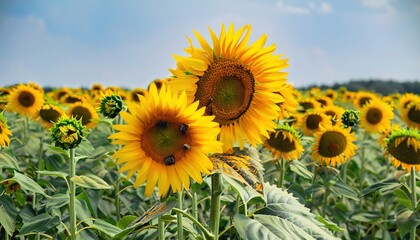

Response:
(351, 212), (381, 223)
(46, 194), (69, 213)
(328, 178), (359, 201)
(0, 205), (15, 236)
(47, 145), (70, 158)
(317, 215), (344, 232)
(12, 171), (50, 198)
(223, 174), (264, 205)
(289, 160), (313, 179)
(397, 210), (420, 238)
(71, 174), (112, 189)
(18, 213), (60, 235)
(361, 177), (400, 196)
(37, 170), (68, 180)
(233, 214), (282, 240)
(0, 151), (19, 170)
(394, 186), (412, 210)
(116, 215), (137, 229)
(90, 219), (122, 237)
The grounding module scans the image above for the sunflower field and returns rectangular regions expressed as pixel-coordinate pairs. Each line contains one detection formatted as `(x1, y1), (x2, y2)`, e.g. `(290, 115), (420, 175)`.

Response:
(1, 23), (420, 240)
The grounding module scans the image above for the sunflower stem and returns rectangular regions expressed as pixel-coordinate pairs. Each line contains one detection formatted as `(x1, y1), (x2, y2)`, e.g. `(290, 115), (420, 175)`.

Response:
(210, 173), (222, 240)
(321, 186), (330, 218)
(278, 158), (286, 189)
(158, 216), (165, 240)
(177, 191), (184, 240)
(410, 166), (417, 240)
(69, 148), (76, 240)
(172, 208), (214, 240)
(192, 190), (202, 235)
(114, 114), (123, 221)
(23, 115), (29, 144)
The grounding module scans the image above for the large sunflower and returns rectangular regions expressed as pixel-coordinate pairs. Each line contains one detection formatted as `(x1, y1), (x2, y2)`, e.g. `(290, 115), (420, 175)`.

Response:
(7, 84), (44, 117)
(67, 102), (99, 129)
(168, 23), (288, 151)
(109, 84), (222, 197)
(300, 111), (332, 136)
(360, 99), (394, 133)
(264, 124), (304, 161)
(0, 113), (12, 148)
(36, 104), (66, 129)
(312, 125), (357, 167)
(385, 128), (420, 172)
(400, 101), (420, 129)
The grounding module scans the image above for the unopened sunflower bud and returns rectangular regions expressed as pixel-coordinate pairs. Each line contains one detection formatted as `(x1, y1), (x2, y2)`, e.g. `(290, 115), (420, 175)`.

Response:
(51, 117), (85, 150)
(99, 94), (124, 119)
(341, 110), (359, 128)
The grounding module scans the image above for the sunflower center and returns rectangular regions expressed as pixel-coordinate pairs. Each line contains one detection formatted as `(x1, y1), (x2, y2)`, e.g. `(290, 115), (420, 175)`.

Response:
(408, 106), (420, 124)
(306, 114), (322, 130)
(267, 131), (296, 152)
(40, 108), (62, 124)
(196, 59), (254, 125)
(71, 106), (92, 126)
(142, 120), (190, 165)
(359, 97), (372, 108)
(318, 131), (347, 157)
(299, 102), (314, 113)
(388, 138), (420, 165)
(18, 91), (36, 108)
(366, 108), (382, 125)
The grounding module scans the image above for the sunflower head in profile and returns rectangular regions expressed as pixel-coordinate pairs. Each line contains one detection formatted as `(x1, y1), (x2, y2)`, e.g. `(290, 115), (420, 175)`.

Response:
(7, 84), (44, 117)
(98, 91), (124, 119)
(168, 23), (288, 151)
(400, 101), (420, 129)
(300, 111), (332, 136)
(360, 99), (394, 133)
(36, 104), (66, 129)
(264, 124), (304, 161)
(67, 102), (99, 129)
(109, 83), (223, 197)
(0, 113), (12, 148)
(312, 125), (357, 167)
(51, 116), (85, 150)
(353, 91), (379, 109)
(385, 128), (420, 172)
(51, 87), (72, 101)
(91, 83), (105, 94)
(321, 105), (345, 126)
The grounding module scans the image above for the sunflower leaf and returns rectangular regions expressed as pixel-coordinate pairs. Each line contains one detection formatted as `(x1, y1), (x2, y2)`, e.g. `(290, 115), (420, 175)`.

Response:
(0, 205), (15, 237)
(0, 151), (20, 170)
(289, 160), (313, 179)
(47, 145), (70, 158)
(71, 175), (112, 189)
(12, 171), (50, 198)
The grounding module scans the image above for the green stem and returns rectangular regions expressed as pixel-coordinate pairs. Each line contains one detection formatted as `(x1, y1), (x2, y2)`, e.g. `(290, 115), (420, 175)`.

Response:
(278, 158), (286, 189)
(341, 161), (348, 184)
(410, 166), (417, 240)
(321, 187), (330, 218)
(210, 173), (222, 240)
(23, 115), (29, 144)
(115, 179), (121, 221)
(177, 191), (184, 240)
(172, 208), (214, 240)
(69, 148), (76, 240)
(158, 217), (165, 240)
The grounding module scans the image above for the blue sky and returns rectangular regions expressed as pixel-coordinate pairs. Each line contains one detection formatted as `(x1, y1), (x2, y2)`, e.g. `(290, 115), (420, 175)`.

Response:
(0, 0), (419, 89)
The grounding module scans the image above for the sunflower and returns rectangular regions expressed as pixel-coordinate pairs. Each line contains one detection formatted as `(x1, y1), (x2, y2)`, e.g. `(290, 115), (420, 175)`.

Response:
(67, 102), (99, 129)
(324, 89), (337, 101)
(7, 84), (44, 117)
(315, 96), (333, 107)
(297, 98), (321, 113)
(36, 104), (66, 129)
(312, 125), (357, 167)
(168, 23), (288, 151)
(130, 88), (148, 103)
(109, 83), (222, 197)
(321, 105), (345, 126)
(300, 112), (332, 136)
(60, 93), (85, 104)
(276, 83), (298, 119)
(264, 124), (304, 161)
(360, 99), (394, 133)
(398, 93), (419, 112)
(400, 101), (420, 129)
(385, 128), (420, 172)
(353, 91), (379, 109)
(0, 113), (12, 148)
(52, 87), (72, 101)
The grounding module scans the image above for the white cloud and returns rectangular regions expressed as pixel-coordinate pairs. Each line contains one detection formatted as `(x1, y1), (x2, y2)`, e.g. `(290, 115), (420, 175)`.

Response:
(276, 1), (333, 15)
(360, 0), (396, 14)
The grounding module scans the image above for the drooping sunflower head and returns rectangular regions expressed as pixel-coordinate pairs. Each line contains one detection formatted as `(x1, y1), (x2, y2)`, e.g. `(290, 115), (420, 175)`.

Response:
(0, 113), (12, 148)
(321, 105), (345, 126)
(300, 112), (332, 136)
(400, 101), (420, 129)
(51, 116), (85, 150)
(109, 83), (222, 197)
(360, 99), (394, 133)
(385, 128), (420, 172)
(67, 102), (99, 129)
(353, 91), (379, 109)
(7, 84), (45, 117)
(276, 83), (298, 119)
(312, 125), (357, 167)
(36, 104), (66, 129)
(98, 91), (124, 119)
(169, 23), (288, 151)
(264, 124), (304, 161)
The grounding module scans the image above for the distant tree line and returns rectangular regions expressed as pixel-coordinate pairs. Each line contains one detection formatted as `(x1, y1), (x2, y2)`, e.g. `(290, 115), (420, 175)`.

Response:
(301, 79), (420, 95)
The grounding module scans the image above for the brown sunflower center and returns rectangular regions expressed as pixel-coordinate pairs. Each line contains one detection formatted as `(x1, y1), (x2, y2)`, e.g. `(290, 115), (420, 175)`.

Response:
(40, 108), (62, 124)
(388, 138), (420, 165)
(18, 91), (36, 108)
(306, 114), (322, 130)
(196, 59), (255, 125)
(267, 131), (296, 152)
(318, 131), (347, 158)
(359, 97), (372, 108)
(142, 120), (190, 165)
(366, 107), (382, 125)
(299, 102), (314, 112)
(408, 106), (420, 124)
(71, 106), (92, 126)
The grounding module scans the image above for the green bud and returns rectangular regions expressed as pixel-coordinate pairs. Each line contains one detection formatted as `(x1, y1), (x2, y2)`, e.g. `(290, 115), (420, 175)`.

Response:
(51, 116), (85, 150)
(99, 94), (124, 119)
(341, 110), (359, 128)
